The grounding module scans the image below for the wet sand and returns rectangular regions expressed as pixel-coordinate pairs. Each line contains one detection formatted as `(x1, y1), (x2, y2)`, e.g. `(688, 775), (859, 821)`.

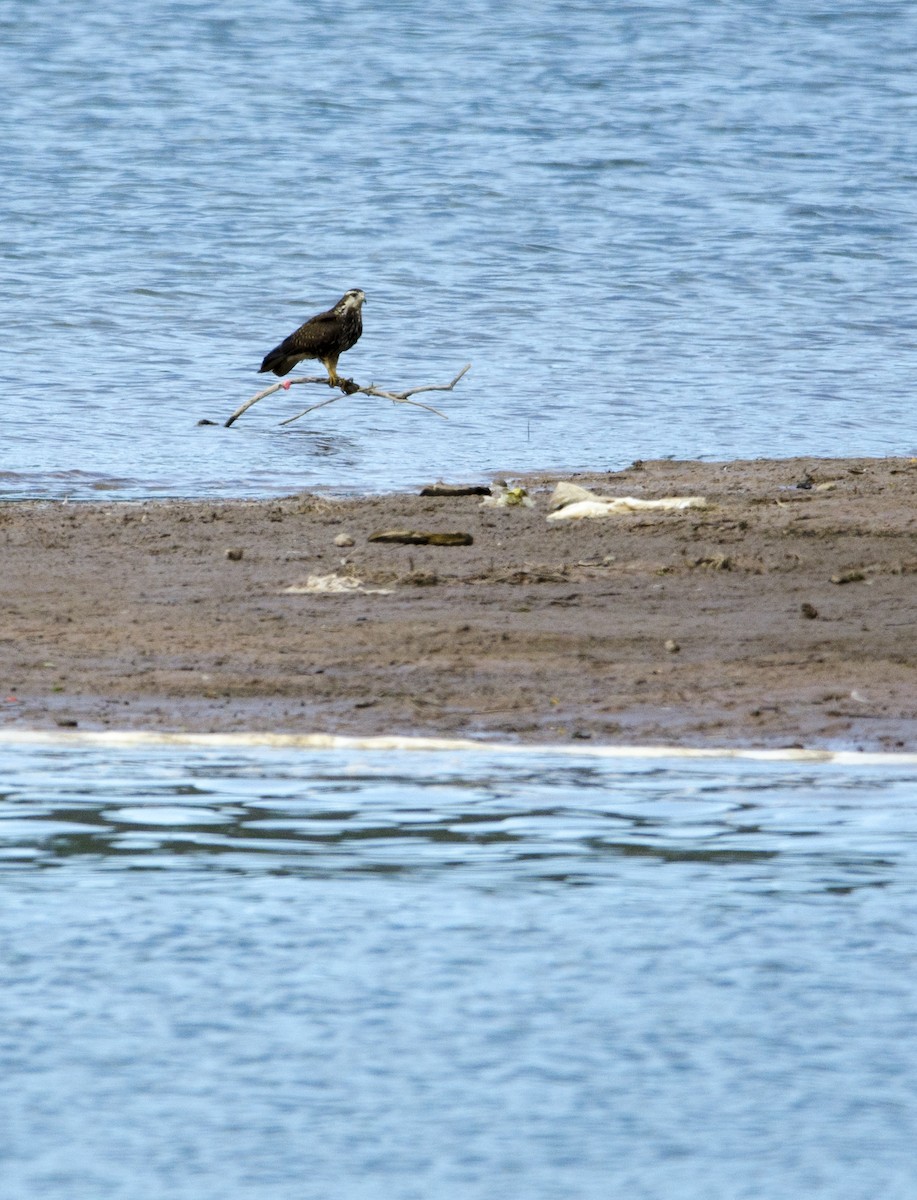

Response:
(3, 456), (917, 751)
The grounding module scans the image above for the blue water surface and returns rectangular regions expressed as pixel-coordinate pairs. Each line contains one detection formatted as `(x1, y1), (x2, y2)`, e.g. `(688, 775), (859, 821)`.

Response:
(1, 742), (917, 1199)
(2, 1), (917, 498)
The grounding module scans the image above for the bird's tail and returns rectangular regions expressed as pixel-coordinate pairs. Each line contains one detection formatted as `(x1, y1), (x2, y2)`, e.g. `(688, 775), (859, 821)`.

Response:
(259, 344), (291, 376)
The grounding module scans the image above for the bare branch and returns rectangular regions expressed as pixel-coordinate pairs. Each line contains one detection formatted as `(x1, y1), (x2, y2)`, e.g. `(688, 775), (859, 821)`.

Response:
(278, 393), (350, 424)
(224, 376), (331, 427)
(280, 364), (470, 426)
(225, 364), (470, 428)
(365, 363), (472, 402)
(280, 391), (448, 425)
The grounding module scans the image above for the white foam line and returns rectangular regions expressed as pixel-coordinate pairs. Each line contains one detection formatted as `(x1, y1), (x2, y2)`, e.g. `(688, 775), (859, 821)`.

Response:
(1, 728), (916, 766)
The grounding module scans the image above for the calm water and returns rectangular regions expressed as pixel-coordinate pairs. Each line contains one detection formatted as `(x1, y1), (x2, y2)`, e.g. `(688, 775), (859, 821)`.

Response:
(1, 741), (917, 1198)
(2, 1), (917, 499)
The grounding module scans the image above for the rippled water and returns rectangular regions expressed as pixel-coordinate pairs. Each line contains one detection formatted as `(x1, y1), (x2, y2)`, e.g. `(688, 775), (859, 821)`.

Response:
(3, 1), (917, 499)
(2, 741), (917, 1198)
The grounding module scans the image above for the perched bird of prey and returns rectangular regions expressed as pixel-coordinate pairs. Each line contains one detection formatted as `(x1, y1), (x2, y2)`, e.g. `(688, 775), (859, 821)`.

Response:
(259, 289), (365, 386)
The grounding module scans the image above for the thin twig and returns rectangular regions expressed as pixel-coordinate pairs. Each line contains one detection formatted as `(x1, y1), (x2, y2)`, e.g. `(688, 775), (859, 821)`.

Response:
(281, 364), (469, 426)
(278, 393), (349, 423)
(224, 376), (330, 427)
(280, 392), (448, 425)
(225, 364), (470, 428)
(363, 363), (472, 401)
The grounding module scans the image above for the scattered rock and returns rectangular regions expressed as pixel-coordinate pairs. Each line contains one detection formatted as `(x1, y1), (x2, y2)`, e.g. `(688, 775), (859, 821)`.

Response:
(693, 553), (731, 571)
(830, 569), (866, 585)
(800, 602), (819, 619)
(664, 638), (680, 653)
(334, 532), (355, 547)
(225, 547), (244, 561)
(426, 532), (474, 546)
(369, 530), (428, 544)
(420, 483), (491, 497)
(368, 530), (473, 546)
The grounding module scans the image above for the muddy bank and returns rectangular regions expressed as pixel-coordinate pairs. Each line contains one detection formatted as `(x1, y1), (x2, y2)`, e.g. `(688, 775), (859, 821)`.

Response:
(3, 456), (917, 750)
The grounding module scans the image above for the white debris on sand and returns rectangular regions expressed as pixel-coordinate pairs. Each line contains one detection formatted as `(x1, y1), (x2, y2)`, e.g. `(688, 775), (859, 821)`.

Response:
(547, 481), (707, 521)
(282, 574), (394, 595)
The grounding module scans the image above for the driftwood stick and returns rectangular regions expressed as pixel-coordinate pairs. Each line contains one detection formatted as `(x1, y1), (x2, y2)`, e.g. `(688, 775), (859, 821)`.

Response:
(224, 375), (331, 427)
(368, 362), (471, 401)
(226, 364), (470, 428)
(280, 364), (470, 427)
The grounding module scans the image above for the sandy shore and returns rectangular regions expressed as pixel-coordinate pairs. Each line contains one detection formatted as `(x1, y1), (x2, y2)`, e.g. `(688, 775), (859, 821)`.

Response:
(3, 456), (917, 751)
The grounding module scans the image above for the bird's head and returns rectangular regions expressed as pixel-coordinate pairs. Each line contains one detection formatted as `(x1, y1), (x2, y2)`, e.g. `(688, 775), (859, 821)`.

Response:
(340, 289), (366, 311)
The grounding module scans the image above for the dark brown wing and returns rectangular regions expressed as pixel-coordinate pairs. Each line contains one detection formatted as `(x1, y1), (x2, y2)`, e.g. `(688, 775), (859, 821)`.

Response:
(259, 309), (342, 376)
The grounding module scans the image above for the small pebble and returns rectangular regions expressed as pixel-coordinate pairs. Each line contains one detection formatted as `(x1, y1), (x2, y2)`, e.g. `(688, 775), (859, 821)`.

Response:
(831, 569), (865, 585)
(225, 547), (244, 561)
(334, 533), (355, 547)
(800, 602), (818, 619)
(664, 638), (680, 653)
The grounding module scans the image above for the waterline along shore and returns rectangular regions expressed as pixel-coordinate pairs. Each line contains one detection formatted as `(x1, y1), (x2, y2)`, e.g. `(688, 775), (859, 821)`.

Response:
(3, 456), (917, 752)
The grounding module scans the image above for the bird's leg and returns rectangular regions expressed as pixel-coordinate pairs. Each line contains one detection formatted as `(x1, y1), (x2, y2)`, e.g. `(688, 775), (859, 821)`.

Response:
(322, 355), (341, 388)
